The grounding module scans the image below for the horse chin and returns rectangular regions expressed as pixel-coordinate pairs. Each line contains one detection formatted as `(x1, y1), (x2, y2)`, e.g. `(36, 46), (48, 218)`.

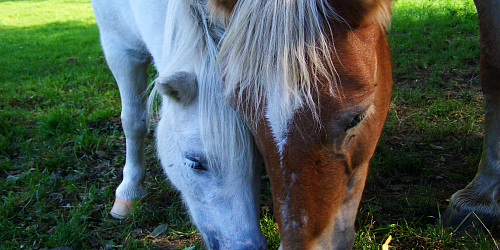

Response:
(199, 228), (267, 250)
(187, 204), (267, 250)
(312, 211), (357, 250)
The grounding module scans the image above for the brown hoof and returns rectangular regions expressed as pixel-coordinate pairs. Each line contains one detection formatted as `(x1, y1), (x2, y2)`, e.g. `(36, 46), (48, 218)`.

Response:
(110, 198), (135, 219)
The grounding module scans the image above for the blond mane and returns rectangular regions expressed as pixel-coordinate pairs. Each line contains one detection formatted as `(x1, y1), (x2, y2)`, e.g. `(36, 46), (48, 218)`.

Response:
(219, 0), (392, 122)
(220, 0), (340, 121)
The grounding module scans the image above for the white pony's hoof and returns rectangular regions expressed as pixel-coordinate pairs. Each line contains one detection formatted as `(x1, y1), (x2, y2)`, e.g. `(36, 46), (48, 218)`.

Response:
(110, 198), (135, 219)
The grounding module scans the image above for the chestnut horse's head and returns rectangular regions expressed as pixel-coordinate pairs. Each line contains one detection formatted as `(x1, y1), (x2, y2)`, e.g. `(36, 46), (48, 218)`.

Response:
(213, 0), (393, 248)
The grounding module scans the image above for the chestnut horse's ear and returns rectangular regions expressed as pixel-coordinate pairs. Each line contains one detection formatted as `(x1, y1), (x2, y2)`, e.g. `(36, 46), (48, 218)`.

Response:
(156, 72), (198, 105)
(207, 0), (238, 22)
(329, 0), (392, 29)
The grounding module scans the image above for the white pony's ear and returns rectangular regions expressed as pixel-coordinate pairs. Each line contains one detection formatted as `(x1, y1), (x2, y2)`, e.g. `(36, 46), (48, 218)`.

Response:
(156, 72), (198, 105)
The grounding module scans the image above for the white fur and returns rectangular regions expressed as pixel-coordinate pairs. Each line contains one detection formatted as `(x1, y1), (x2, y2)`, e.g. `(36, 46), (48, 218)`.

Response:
(264, 81), (302, 168)
(92, 0), (265, 249)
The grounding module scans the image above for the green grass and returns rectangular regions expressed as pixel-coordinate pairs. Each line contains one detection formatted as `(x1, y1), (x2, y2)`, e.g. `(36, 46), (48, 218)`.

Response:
(0, 0), (497, 249)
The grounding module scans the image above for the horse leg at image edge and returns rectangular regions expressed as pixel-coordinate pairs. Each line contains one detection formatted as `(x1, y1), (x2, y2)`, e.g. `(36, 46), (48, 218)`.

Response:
(442, 0), (500, 233)
(101, 43), (150, 219)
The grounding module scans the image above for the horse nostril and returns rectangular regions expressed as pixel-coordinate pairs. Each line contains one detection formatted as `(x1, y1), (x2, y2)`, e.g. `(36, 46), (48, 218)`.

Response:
(235, 239), (268, 250)
(231, 245), (266, 250)
(203, 232), (220, 250)
(209, 239), (220, 250)
(258, 244), (267, 250)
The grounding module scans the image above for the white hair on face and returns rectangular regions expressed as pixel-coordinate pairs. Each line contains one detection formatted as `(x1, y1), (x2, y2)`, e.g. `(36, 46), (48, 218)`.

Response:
(219, 0), (342, 123)
(148, 0), (256, 175)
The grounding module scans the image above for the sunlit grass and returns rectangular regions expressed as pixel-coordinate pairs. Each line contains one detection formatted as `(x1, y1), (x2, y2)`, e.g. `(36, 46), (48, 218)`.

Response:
(0, 0), (95, 27)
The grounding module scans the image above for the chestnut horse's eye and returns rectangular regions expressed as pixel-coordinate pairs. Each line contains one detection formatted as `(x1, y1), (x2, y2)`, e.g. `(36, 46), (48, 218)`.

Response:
(346, 114), (364, 131)
(186, 156), (207, 171)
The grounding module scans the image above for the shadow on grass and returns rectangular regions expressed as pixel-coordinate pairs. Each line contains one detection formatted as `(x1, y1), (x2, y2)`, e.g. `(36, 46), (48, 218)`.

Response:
(358, 1), (494, 249)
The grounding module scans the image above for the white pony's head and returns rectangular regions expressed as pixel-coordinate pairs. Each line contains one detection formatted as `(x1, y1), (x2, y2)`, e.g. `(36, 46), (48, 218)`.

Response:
(151, 2), (266, 247)
(155, 71), (265, 250)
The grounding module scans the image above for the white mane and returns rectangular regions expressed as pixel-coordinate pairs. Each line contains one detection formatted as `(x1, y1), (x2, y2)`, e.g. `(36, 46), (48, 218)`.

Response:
(149, 0), (256, 174)
(220, 0), (341, 122)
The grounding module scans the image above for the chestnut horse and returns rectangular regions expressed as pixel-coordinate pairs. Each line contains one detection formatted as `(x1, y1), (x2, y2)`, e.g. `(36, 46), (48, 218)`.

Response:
(214, 0), (393, 248)
(211, 0), (500, 248)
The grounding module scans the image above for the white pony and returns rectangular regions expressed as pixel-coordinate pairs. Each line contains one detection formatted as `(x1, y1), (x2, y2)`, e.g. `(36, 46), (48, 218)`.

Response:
(91, 0), (266, 249)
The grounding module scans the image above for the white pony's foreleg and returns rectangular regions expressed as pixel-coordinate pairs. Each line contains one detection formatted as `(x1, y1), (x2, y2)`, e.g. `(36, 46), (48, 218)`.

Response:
(101, 42), (150, 219)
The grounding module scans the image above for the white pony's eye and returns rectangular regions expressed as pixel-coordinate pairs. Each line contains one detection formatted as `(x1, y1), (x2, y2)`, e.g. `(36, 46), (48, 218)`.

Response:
(186, 156), (207, 171)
